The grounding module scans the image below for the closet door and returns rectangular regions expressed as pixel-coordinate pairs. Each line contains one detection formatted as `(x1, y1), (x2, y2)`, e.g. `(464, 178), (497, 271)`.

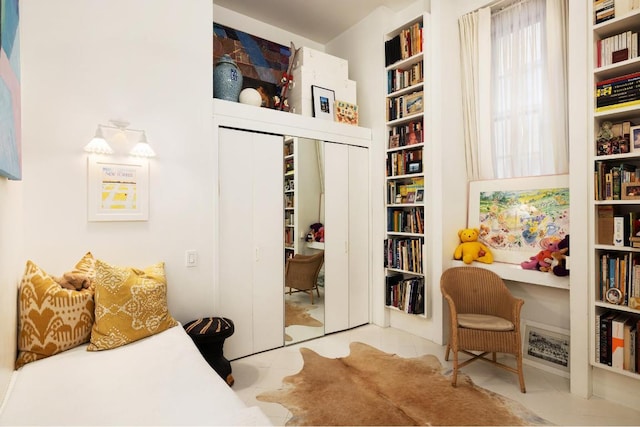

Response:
(324, 143), (350, 334)
(218, 127), (284, 359)
(348, 145), (369, 327)
(324, 143), (370, 334)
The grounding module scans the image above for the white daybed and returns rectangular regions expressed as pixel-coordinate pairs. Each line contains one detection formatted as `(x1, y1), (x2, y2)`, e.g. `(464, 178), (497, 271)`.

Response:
(0, 325), (270, 426)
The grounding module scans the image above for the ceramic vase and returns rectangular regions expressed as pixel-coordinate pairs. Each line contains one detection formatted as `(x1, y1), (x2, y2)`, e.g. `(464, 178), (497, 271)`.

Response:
(214, 54), (243, 102)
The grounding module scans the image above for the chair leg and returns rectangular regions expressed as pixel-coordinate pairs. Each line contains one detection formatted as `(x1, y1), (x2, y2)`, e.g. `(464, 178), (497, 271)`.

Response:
(516, 353), (526, 393)
(451, 350), (459, 387)
(310, 289), (314, 304)
(444, 343), (451, 361)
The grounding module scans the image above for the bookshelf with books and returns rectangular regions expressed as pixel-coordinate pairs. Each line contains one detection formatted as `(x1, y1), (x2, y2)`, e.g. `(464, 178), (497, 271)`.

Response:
(384, 14), (427, 316)
(284, 137), (297, 261)
(591, 2), (640, 381)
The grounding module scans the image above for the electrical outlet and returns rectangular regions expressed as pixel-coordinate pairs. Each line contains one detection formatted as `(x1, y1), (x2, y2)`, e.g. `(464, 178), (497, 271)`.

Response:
(185, 250), (198, 267)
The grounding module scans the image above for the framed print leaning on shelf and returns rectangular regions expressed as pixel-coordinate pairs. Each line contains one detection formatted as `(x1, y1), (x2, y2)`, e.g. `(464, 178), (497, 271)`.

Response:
(631, 125), (640, 152)
(87, 157), (149, 222)
(311, 85), (335, 121)
(522, 320), (570, 378)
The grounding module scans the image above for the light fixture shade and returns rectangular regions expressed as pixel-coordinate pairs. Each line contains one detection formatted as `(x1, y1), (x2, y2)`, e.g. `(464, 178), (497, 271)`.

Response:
(84, 126), (114, 154)
(129, 132), (156, 157)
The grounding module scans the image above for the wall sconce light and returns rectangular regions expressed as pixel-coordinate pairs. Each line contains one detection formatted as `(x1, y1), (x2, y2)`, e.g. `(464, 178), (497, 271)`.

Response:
(84, 119), (156, 157)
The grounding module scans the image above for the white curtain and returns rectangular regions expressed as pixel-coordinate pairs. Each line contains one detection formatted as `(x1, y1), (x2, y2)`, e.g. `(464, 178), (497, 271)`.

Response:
(458, 8), (492, 180)
(459, 0), (568, 179)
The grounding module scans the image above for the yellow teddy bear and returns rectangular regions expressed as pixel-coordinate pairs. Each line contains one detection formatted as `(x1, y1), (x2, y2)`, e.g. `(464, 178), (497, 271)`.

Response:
(454, 228), (494, 264)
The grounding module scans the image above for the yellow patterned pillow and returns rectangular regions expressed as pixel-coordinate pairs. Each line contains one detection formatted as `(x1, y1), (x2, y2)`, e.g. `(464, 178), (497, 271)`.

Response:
(16, 252), (96, 369)
(88, 259), (178, 351)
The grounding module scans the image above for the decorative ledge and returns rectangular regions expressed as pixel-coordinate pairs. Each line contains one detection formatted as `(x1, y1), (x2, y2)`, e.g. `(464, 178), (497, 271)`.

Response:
(449, 260), (570, 290)
(306, 241), (325, 250)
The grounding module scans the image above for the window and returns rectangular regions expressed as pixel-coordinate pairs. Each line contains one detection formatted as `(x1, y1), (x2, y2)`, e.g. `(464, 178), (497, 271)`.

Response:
(491, 0), (546, 178)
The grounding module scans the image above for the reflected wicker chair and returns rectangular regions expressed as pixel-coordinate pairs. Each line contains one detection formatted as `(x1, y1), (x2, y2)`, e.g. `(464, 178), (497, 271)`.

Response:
(440, 266), (526, 393)
(285, 251), (324, 304)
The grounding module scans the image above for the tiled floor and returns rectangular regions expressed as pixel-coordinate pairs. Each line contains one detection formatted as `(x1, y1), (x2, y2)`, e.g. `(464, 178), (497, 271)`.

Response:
(231, 324), (640, 426)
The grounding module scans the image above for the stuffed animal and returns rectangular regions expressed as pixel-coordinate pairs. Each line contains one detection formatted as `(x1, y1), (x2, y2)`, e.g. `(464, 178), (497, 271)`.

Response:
(552, 234), (570, 276)
(453, 228), (493, 264)
(520, 236), (562, 272)
(53, 272), (92, 291)
(307, 222), (324, 242)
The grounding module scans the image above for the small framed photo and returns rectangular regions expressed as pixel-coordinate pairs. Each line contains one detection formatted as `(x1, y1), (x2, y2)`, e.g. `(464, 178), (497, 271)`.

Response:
(87, 157), (149, 222)
(415, 189), (424, 202)
(605, 287), (623, 304)
(407, 161), (422, 174)
(406, 192), (415, 203)
(522, 320), (570, 377)
(335, 100), (359, 125)
(622, 182), (640, 200)
(632, 125), (640, 152)
(311, 85), (335, 121)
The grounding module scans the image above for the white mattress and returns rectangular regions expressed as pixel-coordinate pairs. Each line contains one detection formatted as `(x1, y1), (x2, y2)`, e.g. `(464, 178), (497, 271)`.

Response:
(0, 325), (271, 426)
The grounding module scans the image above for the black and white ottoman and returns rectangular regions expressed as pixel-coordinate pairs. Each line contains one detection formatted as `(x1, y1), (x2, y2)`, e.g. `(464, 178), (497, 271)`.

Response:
(184, 317), (235, 386)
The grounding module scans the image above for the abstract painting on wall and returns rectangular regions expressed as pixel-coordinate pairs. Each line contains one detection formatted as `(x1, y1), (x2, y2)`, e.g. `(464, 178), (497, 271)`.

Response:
(213, 23), (291, 108)
(0, 0), (21, 180)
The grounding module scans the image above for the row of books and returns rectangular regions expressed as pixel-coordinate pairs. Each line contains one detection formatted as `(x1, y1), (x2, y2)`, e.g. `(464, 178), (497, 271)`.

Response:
(597, 252), (640, 306)
(387, 62), (423, 94)
(387, 207), (424, 234)
(594, 0), (640, 24)
(596, 311), (639, 373)
(595, 119), (633, 156)
(594, 0), (615, 24)
(596, 30), (639, 68)
(384, 237), (424, 274)
(389, 120), (423, 149)
(386, 148), (422, 177)
(595, 71), (640, 112)
(594, 162), (639, 200)
(387, 91), (424, 121)
(385, 275), (425, 315)
(387, 177), (424, 205)
(384, 21), (423, 67)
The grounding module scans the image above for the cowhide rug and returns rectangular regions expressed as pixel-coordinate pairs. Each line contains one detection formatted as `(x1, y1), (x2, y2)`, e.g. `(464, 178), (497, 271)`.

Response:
(257, 342), (550, 426)
(284, 300), (323, 341)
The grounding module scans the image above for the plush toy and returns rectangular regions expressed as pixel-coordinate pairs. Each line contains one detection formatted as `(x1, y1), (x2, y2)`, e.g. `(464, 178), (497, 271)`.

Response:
(552, 235), (570, 276)
(53, 272), (92, 291)
(520, 236), (562, 272)
(454, 228), (493, 264)
(307, 222), (324, 242)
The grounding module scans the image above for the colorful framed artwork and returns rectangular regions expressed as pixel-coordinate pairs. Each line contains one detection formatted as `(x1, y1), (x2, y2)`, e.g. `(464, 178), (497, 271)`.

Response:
(0, 0), (22, 180)
(87, 158), (149, 222)
(213, 23), (291, 108)
(468, 174), (570, 264)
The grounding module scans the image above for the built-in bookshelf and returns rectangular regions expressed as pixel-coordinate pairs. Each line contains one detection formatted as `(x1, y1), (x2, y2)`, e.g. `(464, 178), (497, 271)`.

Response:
(383, 14), (426, 316)
(284, 137), (297, 260)
(591, 4), (640, 380)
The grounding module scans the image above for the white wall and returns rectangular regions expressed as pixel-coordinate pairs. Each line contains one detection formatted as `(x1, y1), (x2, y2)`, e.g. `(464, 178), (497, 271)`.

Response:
(19, 0), (215, 324)
(0, 179), (24, 403)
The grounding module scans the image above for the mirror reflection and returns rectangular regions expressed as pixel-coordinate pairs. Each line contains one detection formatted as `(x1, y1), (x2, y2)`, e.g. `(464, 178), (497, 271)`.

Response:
(283, 137), (325, 345)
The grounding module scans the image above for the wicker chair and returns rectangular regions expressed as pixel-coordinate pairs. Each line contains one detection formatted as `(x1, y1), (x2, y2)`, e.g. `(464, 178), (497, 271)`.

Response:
(285, 251), (324, 304)
(440, 266), (526, 393)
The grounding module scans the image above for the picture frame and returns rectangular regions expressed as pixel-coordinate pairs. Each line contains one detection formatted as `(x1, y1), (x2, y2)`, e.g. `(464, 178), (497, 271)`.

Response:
(407, 161), (422, 174)
(622, 182), (640, 200)
(335, 100), (359, 125)
(468, 174), (570, 264)
(522, 320), (570, 378)
(311, 85), (335, 121)
(415, 189), (424, 202)
(87, 157), (149, 222)
(605, 287), (623, 304)
(406, 192), (415, 203)
(631, 125), (640, 152)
